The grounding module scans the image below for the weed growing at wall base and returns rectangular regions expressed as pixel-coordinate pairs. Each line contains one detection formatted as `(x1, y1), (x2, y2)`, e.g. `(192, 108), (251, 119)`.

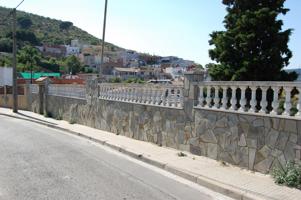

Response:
(272, 161), (301, 189)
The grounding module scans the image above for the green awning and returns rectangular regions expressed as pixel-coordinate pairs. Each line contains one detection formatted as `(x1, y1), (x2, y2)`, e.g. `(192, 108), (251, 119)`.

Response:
(20, 72), (60, 79)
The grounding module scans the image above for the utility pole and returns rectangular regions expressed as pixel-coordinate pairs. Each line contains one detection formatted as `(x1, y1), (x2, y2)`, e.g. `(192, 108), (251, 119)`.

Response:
(99, 0), (108, 78)
(12, 8), (18, 113)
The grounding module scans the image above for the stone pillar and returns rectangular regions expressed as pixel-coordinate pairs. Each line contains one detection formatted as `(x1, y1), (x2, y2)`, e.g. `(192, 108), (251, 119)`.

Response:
(38, 84), (44, 114)
(24, 81), (31, 111)
(43, 79), (50, 115)
(183, 71), (205, 120)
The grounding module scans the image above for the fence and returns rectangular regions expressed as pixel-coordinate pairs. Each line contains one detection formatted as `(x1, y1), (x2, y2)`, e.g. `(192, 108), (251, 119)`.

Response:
(98, 83), (184, 108)
(196, 81), (301, 117)
(48, 84), (86, 100)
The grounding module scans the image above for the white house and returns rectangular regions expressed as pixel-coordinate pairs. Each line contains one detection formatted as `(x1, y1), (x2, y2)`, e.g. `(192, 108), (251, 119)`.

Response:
(0, 67), (12, 86)
(65, 45), (80, 56)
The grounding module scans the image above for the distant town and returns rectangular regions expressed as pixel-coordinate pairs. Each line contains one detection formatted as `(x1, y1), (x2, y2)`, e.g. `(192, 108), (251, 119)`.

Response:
(0, 38), (205, 86)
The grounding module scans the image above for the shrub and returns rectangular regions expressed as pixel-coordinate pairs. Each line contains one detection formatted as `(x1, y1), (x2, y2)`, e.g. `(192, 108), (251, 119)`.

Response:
(44, 112), (53, 118)
(177, 152), (187, 157)
(109, 77), (122, 83)
(272, 161), (301, 188)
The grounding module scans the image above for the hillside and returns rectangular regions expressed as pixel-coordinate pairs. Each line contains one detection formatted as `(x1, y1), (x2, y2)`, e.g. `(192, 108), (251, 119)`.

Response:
(0, 6), (119, 49)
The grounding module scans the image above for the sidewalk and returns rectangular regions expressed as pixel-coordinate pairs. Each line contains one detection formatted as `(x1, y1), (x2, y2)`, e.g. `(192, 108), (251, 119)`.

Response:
(1, 107), (301, 200)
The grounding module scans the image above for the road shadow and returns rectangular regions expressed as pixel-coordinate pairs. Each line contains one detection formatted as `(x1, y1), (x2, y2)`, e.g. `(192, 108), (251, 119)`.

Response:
(0, 112), (58, 126)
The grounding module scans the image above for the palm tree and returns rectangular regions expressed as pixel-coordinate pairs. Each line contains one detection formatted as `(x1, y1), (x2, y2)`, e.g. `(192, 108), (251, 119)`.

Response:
(18, 45), (41, 83)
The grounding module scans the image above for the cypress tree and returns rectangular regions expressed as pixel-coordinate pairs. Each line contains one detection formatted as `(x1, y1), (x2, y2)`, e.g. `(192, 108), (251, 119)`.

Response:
(208, 0), (297, 81)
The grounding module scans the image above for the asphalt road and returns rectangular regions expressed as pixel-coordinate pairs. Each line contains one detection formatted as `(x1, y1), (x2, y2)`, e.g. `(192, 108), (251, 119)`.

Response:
(0, 115), (230, 200)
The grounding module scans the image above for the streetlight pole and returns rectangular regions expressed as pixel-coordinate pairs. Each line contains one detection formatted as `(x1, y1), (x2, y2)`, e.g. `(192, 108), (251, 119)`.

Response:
(99, 0), (108, 78)
(12, 8), (18, 113)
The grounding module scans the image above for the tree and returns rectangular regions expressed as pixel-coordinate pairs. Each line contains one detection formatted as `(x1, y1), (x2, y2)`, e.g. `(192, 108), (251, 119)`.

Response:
(6, 30), (40, 45)
(0, 38), (12, 52)
(17, 16), (33, 29)
(64, 55), (81, 75)
(59, 21), (73, 30)
(208, 0), (297, 81)
(18, 45), (41, 82)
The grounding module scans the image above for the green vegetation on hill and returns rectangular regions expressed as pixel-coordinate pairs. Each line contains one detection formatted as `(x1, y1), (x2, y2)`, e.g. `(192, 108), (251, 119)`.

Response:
(0, 6), (123, 73)
(0, 6), (119, 49)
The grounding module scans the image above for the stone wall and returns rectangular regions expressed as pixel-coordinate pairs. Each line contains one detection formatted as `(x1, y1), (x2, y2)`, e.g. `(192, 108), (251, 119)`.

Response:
(28, 79), (301, 174)
(36, 95), (192, 151)
(193, 109), (301, 173)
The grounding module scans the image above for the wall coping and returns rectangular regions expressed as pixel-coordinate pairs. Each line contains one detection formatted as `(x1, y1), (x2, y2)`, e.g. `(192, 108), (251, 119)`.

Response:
(98, 98), (184, 110)
(197, 81), (301, 87)
(194, 106), (301, 121)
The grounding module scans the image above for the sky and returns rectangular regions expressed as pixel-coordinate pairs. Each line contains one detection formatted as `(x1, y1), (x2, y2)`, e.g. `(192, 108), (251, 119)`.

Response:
(0, 0), (300, 68)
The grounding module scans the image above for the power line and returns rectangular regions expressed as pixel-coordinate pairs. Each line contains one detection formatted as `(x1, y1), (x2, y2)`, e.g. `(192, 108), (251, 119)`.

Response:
(15, 0), (25, 9)
(0, 0), (25, 25)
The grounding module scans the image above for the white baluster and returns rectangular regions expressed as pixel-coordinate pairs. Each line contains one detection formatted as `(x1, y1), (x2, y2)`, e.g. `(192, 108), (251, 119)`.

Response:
(222, 86), (228, 110)
(283, 87), (292, 116)
(249, 86), (257, 113)
(238, 86), (246, 112)
(103, 87), (107, 99)
(296, 88), (301, 117)
(126, 88), (131, 101)
(214, 86), (220, 109)
(167, 88), (173, 107)
(111, 86), (115, 100)
(128, 88), (133, 102)
(121, 87), (126, 101)
(230, 86), (237, 110)
(137, 88), (142, 103)
(271, 87), (279, 115)
(142, 88), (147, 104)
(132, 88), (137, 102)
(259, 86), (268, 114)
(152, 89), (157, 105)
(162, 89), (167, 106)
(205, 87), (211, 108)
(198, 86), (204, 107)
(147, 88), (152, 104)
(178, 89), (184, 108)
(157, 89), (162, 105)
(114, 87), (118, 100)
(100, 86), (104, 98)
(134, 87), (139, 102)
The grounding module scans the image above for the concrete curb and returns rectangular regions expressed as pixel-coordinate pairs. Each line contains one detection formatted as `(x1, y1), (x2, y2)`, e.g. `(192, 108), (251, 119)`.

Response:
(0, 112), (275, 200)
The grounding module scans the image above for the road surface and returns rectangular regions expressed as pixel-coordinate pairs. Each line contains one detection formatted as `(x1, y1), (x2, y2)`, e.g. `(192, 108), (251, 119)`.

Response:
(0, 114), (231, 200)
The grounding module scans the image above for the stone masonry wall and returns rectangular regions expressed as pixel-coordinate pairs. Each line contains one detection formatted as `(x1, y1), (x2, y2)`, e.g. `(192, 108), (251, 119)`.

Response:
(40, 95), (193, 152)
(29, 88), (301, 174)
(193, 109), (301, 173)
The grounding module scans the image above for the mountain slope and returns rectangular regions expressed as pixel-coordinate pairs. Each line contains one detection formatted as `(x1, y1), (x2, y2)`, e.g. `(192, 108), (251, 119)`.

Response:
(0, 6), (119, 49)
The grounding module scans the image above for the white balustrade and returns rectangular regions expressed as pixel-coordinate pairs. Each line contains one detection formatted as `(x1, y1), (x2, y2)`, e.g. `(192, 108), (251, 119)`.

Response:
(48, 84), (86, 100)
(196, 81), (301, 118)
(98, 83), (184, 108)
